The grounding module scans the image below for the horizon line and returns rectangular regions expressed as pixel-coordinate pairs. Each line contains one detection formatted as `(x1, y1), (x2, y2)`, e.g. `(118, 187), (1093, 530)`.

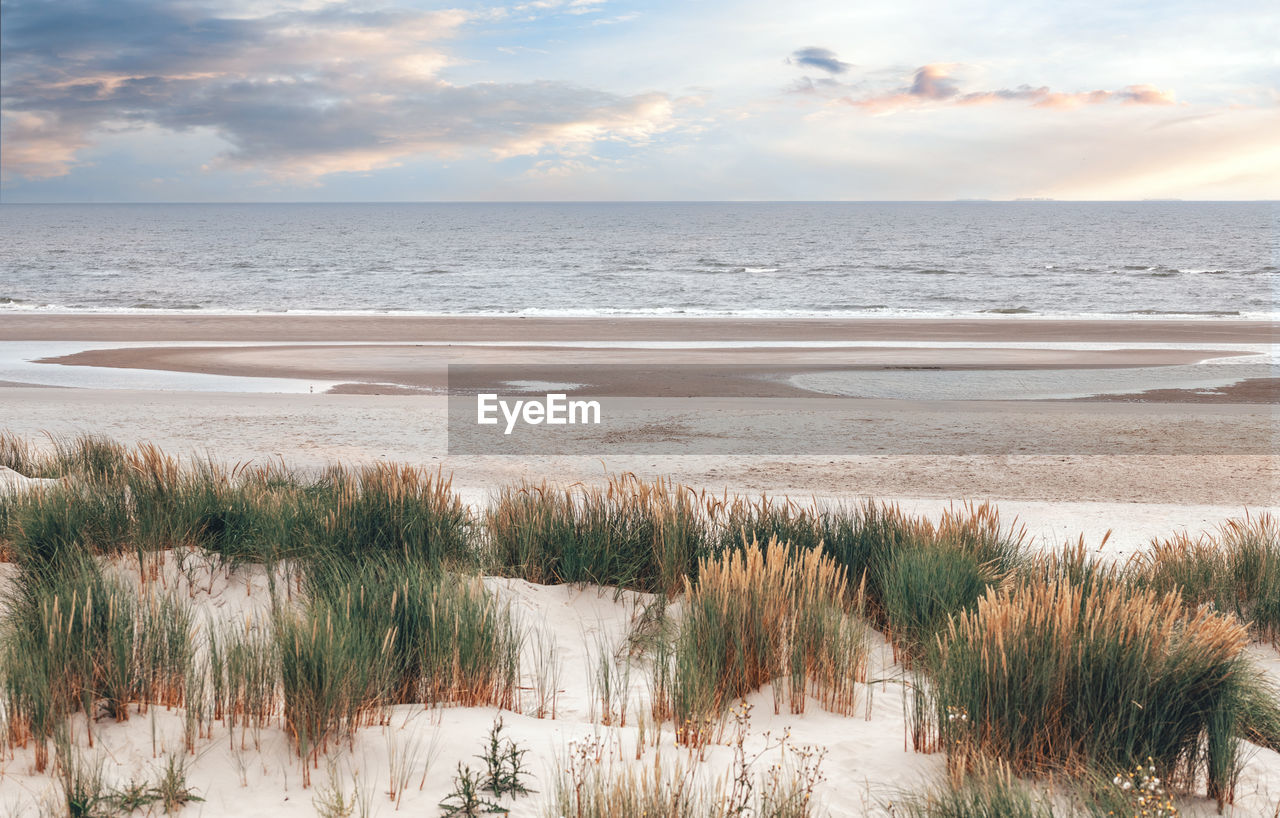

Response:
(2, 199), (1277, 205)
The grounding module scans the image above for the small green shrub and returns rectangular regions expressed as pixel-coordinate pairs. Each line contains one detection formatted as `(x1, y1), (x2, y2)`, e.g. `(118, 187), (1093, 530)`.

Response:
(440, 763), (509, 816)
(476, 716), (532, 797)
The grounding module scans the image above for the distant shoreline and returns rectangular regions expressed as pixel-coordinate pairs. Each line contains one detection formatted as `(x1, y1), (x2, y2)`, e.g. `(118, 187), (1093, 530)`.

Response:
(2, 313), (1275, 343)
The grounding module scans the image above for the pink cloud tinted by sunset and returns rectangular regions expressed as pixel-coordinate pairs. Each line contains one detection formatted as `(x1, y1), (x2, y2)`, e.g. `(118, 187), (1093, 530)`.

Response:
(826, 64), (1177, 114)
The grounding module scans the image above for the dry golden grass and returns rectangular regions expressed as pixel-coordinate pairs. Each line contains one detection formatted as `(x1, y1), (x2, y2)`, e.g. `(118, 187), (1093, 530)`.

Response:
(667, 539), (867, 745)
(930, 575), (1253, 807)
(1134, 512), (1280, 645)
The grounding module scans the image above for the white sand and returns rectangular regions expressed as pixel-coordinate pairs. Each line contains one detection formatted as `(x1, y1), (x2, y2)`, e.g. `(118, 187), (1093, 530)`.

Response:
(0, 550), (1276, 817)
(0, 314), (1275, 815)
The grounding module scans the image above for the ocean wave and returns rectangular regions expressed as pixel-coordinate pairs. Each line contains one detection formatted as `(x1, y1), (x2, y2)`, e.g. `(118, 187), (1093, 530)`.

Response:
(130, 301), (204, 310)
(0, 302), (1275, 321)
(695, 258), (778, 273)
(1121, 309), (1242, 317)
(981, 307), (1037, 314)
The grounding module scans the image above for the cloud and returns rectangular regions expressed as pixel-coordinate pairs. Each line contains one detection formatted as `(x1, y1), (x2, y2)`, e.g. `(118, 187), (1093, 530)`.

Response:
(0, 0), (675, 181)
(788, 47), (852, 75)
(818, 63), (1176, 114)
(909, 64), (960, 100)
(0, 111), (91, 179)
(956, 82), (1176, 110)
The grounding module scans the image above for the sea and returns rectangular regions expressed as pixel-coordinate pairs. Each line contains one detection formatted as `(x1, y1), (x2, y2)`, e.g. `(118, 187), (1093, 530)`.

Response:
(0, 202), (1275, 319)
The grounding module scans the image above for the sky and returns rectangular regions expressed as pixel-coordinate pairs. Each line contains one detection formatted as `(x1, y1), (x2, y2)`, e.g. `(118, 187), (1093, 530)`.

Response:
(1, 0), (1277, 201)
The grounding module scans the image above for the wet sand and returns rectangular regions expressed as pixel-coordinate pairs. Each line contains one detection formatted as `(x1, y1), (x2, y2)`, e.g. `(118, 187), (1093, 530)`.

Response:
(36, 343), (1256, 398)
(1, 313), (1276, 343)
(1, 315), (1275, 507)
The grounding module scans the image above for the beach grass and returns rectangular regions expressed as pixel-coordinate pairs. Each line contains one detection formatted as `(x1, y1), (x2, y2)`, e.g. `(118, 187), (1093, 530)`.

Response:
(544, 726), (827, 818)
(711, 498), (1026, 659)
(274, 600), (393, 781)
(889, 765), (1055, 818)
(304, 556), (522, 708)
(878, 545), (993, 662)
(1, 433), (1278, 811)
(714, 494), (827, 554)
(0, 432), (130, 483)
(486, 475), (709, 594)
(279, 556), (521, 781)
(130, 462), (307, 566)
(206, 618), (278, 743)
(4, 483), (133, 566)
(663, 539), (867, 744)
(927, 575), (1257, 808)
(3, 435), (476, 571)
(1, 543), (192, 771)
(308, 463), (474, 568)
(1135, 512), (1280, 644)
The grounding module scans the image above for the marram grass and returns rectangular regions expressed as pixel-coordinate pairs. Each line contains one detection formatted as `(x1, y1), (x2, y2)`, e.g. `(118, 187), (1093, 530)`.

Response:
(279, 557), (521, 782)
(486, 474), (709, 594)
(1134, 512), (1280, 644)
(876, 503), (1028, 644)
(1, 548), (192, 772)
(888, 764), (1056, 818)
(660, 538), (868, 744)
(711, 497), (1027, 660)
(927, 575), (1256, 808)
(2, 432), (1280, 806)
(309, 462), (474, 568)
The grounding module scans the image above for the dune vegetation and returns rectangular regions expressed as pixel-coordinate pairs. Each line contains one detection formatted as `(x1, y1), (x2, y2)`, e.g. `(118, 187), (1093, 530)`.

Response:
(1, 432), (1278, 817)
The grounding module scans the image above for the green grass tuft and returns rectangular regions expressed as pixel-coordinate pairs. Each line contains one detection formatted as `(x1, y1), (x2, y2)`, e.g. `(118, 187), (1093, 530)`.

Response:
(927, 576), (1257, 808)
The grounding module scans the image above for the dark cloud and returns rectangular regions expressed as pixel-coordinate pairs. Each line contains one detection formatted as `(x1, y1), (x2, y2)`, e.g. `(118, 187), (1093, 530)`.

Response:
(789, 47), (852, 75)
(0, 0), (675, 180)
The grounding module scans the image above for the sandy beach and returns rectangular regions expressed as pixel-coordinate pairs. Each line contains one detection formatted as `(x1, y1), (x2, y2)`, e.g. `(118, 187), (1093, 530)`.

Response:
(0, 314), (1277, 817)
(0, 313), (1275, 516)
